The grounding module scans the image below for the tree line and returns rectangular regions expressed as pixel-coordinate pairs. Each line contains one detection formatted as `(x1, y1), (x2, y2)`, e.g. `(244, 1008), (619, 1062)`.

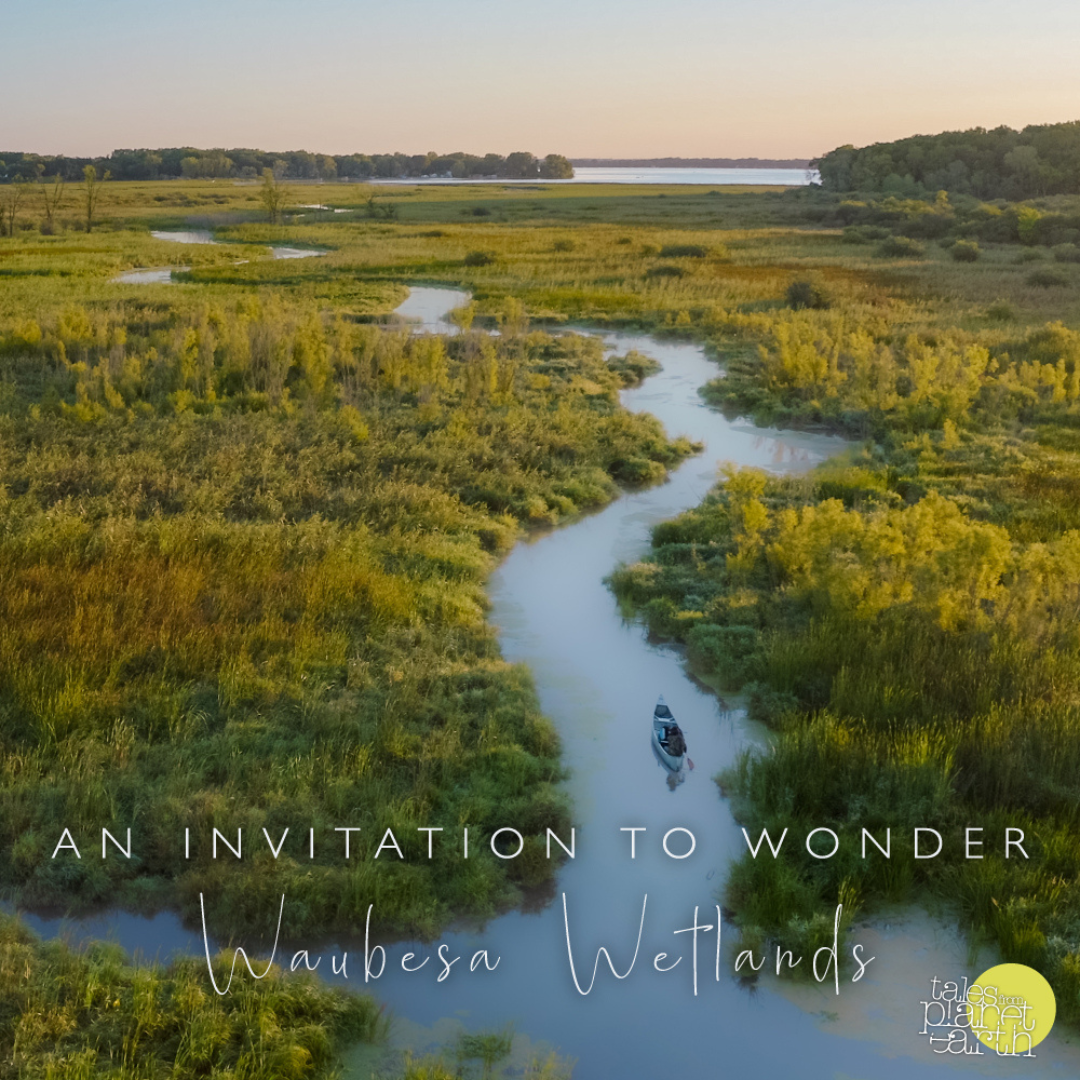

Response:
(814, 120), (1080, 199)
(0, 147), (574, 183)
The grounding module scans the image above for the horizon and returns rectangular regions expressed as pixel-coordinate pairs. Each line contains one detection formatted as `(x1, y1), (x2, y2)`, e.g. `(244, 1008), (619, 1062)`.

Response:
(8, 0), (1080, 160)
(0, 131), (1071, 168)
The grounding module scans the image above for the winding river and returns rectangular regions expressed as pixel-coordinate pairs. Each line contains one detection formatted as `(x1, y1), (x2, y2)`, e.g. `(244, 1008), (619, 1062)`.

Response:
(112, 229), (324, 283)
(25, 288), (1080, 1077)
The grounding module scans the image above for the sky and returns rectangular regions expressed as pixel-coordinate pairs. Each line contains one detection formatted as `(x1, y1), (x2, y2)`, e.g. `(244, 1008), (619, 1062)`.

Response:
(6, 0), (1080, 160)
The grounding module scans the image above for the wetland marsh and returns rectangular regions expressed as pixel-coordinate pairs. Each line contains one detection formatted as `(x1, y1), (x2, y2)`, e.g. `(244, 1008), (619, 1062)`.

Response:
(5, 170), (1080, 1075)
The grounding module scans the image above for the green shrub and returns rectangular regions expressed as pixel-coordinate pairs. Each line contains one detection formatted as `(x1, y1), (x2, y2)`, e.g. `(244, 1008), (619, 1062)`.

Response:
(786, 279), (831, 310)
(645, 264), (686, 279)
(842, 224), (889, 243)
(876, 235), (925, 258)
(1028, 267), (1071, 287)
(659, 244), (708, 258)
(951, 239), (980, 262)
(608, 350), (662, 387)
(609, 456), (668, 484)
(687, 623), (760, 687)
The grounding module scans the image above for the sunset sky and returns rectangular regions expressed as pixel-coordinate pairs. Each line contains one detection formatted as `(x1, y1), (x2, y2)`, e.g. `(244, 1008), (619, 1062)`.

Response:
(8, 0), (1080, 159)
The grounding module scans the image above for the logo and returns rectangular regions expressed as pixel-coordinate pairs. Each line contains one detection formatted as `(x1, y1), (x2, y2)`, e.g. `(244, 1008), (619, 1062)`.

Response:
(919, 963), (1056, 1057)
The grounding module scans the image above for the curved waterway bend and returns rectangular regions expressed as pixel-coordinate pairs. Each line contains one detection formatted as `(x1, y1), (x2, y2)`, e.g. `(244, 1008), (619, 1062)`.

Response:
(25, 287), (1080, 1077)
(112, 229), (324, 283)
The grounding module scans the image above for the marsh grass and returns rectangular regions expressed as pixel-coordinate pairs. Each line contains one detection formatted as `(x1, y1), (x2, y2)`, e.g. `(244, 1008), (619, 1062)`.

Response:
(0, 912), (385, 1078)
(9, 175), (1080, 1036)
(0, 197), (700, 937)
(0, 324), (688, 935)
(613, 439), (1080, 1016)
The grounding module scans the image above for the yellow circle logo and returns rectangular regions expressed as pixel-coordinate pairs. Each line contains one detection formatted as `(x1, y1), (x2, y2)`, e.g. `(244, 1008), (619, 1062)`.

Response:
(968, 963), (1056, 1056)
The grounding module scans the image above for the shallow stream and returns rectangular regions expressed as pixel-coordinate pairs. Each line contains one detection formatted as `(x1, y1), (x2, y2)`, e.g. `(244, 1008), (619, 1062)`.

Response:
(112, 229), (324, 282)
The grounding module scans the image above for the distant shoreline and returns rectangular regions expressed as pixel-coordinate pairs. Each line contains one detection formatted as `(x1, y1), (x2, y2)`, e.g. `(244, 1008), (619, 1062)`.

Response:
(571, 156), (811, 169)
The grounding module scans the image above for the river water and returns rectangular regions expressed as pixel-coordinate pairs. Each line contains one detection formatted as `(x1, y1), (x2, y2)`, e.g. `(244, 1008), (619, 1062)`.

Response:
(112, 230), (324, 283)
(24, 288), (1080, 1077)
(391, 286), (470, 334)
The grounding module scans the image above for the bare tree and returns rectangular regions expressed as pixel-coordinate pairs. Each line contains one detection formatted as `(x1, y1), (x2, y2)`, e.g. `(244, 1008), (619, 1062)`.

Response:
(260, 167), (290, 225)
(37, 167), (66, 234)
(83, 165), (110, 233)
(1, 176), (29, 236)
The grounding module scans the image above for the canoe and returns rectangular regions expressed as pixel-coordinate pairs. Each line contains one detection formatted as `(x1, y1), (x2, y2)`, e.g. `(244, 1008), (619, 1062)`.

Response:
(651, 695), (687, 772)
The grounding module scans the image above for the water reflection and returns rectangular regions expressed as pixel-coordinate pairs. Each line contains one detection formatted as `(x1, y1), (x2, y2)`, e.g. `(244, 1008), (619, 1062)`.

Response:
(651, 741), (687, 791)
(113, 267), (183, 284)
(151, 229), (216, 244)
(392, 286), (471, 334)
(113, 230), (324, 283)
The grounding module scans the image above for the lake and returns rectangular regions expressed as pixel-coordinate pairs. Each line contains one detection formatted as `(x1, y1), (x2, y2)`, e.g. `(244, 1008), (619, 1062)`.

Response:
(373, 167), (815, 186)
(571, 166), (815, 185)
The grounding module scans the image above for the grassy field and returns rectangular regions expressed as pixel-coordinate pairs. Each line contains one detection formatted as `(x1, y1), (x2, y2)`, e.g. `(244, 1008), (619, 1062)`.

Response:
(0, 179), (726, 943)
(7, 173), (1080, 1059)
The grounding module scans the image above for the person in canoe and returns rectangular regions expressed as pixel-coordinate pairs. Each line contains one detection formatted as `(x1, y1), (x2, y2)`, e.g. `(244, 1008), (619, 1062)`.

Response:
(652, 695), (692, 771)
